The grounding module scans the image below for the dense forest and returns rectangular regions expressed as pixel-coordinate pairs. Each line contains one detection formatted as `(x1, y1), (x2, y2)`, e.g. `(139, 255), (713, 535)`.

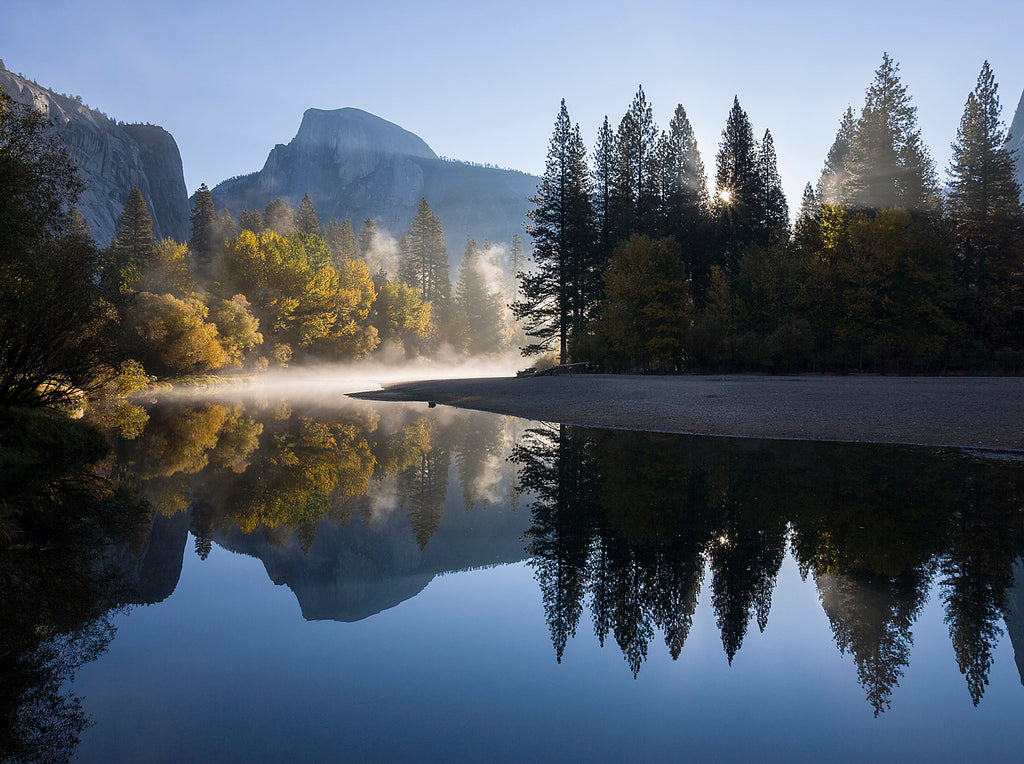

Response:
(517, 55), (1024, 373)
(3, 53), (1024, 412)
(0, 86), (520, 410)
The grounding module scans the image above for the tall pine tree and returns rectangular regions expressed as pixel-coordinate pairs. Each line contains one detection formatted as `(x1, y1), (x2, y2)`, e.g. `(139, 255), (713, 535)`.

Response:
(296, 193), (321, 236)
(403, 199), (450, 308)
(756, 129), (789, 245)
(515, 100), (594, 363)
(947, 61), (1024, 347)
(714, 97), (761, 279)
(843, 53), (938, 212)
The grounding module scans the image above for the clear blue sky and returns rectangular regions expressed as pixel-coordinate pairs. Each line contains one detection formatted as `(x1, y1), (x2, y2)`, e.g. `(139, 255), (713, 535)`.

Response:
(3, 0), (1023, 212)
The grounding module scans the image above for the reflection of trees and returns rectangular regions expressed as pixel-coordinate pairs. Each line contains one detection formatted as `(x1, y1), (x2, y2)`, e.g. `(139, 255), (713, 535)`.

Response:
(517, 424), (597, 662)
(398, 438), (451, 549)
(514, 428), (1024, 711)
(1, 420), (149, 763)
(117, 402), (471, 553)
(451, 413), (506, 510)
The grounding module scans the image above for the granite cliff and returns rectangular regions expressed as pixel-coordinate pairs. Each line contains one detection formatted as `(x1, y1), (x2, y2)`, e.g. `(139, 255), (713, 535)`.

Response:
(211, 107), (539, 255)
(0, 61), (190, 245)
(1008, 87), (1024, 199)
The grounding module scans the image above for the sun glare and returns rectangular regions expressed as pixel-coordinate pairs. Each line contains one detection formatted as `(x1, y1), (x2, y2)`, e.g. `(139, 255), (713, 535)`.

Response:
(718, 189), (732, 204)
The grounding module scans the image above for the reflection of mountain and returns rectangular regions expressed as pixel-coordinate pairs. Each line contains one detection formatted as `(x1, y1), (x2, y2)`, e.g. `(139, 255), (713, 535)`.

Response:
(127, 511), (190, 605)
(1003, 559), (1024, 686)
(218, 469), (530, 622)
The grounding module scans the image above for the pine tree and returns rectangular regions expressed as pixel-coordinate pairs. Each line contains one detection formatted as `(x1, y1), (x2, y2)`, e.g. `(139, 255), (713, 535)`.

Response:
(263, 198), (296, 234)
(714, 97), (761, 278)
(657, 103), (711, 297)
(358, 218), (378, 260)
(296, 192), (321, 235)
(844, 53), (938, 212)
(818, 107), (855, 203)
(514, 100), (594, 363)
(405, 199), (450, 307)
(591, 115), (617, 260)
(455, 237), (504, 354)
(947, 61), (1024, 346)
(658, 104), (709, 231)
(189, 183), (216, 270)
(611, 86), (660, 238)
(238, 207), (263, 233)
(325, 217), (359, 265)
(506, 232), (526, 301)
(756, 129), (789, 245)
(108, 186), (155, 293)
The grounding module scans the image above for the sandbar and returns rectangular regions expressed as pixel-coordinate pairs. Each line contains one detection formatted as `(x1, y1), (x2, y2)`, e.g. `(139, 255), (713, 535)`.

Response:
(350, 374), (1024, 452)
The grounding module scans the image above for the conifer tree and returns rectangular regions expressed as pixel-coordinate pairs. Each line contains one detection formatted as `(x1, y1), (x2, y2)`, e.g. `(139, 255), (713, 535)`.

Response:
(296, 192), (321, 236)
(714, 97), (761, 278)
(756, 129), (789, 244)
(657, 103), (711, 296)
(263, 198), (296, 234)
(107, 186), (155, 293)
(591, 115), (617, 261)
(515, 100), (594, 363)
(189, 183), (216, 270)
(843, 54), (938, 212)
(404, 199), (450, 307)
(358, 218), (378, 260)
(506, 232), (526, 300)
(611, 86), (660, 238)
(325, 217), (359, 264)
(818, 107), (855, 203)
(947, 61), (1024, 346)
(455, 237), (504, 354)
(238, 207), (264, 233)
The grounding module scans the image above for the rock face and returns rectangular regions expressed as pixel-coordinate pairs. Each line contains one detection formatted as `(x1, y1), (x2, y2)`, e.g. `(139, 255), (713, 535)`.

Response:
(1008, 88), (1024, 200)
(217, 483), (530, 622)
(0, 63), (190, 246)
(212, 107), (539, 257)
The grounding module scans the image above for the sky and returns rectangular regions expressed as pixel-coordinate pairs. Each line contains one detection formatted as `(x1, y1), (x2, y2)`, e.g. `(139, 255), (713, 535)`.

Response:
(3, 0), (1024, 213)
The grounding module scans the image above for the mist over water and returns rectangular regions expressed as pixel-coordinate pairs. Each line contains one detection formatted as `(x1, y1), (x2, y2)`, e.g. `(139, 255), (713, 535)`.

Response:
(149, 353), (522, 401)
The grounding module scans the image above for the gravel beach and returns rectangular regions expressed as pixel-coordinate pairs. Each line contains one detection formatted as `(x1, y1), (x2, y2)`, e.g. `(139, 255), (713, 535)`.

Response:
(350, 374), (1024, 451)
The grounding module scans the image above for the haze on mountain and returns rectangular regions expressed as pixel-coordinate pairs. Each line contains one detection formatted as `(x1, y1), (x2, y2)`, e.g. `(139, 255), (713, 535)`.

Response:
(0, 60), (190, 246)
(210, 107), (540, 257)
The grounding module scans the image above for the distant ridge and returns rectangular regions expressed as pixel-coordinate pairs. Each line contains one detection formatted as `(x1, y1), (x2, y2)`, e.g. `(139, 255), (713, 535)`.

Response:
(0, 62), (190, 245)
(211, 107), (539, 257)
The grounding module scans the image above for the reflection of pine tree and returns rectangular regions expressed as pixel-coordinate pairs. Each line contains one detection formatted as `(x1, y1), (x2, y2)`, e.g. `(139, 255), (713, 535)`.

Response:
(398, 445), (450, 549)
(940, 495), (1020, 705)
(516, 424), (597, 662)
(452, 413), (505, 510)
(708, 491), (787, 664)
(817, 566), (931, 716)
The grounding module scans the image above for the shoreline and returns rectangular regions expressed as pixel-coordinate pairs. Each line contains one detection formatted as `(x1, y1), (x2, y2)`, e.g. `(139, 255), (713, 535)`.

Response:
(349, 374), (1024, 452)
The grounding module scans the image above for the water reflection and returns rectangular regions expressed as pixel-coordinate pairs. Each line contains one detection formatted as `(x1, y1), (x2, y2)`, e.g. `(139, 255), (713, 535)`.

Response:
(512, 423), (1024, 714)
(6, 395), (1024, 762)
(0, 429), (150, 763)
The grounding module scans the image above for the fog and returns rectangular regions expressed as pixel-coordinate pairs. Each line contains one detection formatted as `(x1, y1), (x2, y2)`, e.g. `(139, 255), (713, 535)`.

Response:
(151, 352), (523, 402)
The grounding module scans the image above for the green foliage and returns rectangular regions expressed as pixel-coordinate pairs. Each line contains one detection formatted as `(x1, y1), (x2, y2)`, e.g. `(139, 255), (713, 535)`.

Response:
(0, 91), (115, 408)
(453, 238), (505, 354)
(296, 193), (321, 236)
(516, 100), (594, 363)
(401, 199), (450, 307)
(598, 235), (692, 370)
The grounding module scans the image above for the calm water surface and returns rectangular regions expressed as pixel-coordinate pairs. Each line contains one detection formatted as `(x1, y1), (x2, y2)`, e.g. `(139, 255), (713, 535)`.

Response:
(5, 393), (1024, 762)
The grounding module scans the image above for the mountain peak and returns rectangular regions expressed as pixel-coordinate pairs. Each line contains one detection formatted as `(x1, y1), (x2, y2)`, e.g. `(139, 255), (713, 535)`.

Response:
(292, 107), (437, 161)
